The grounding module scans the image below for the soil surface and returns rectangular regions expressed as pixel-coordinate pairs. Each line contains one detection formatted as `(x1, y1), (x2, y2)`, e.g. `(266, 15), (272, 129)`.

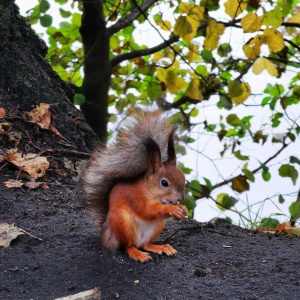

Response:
(1, 169), (300, 300)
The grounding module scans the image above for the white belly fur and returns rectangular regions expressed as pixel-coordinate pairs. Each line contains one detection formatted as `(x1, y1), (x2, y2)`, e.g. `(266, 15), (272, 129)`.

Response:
(135, 218), (160, 247)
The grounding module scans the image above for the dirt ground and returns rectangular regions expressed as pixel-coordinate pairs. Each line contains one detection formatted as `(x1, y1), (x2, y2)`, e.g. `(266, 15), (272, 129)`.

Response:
(1, 168), (300, 300)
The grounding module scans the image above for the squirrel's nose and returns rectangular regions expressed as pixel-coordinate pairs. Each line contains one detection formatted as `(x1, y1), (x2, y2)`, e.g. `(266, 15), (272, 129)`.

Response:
(177, 192), (184, 202)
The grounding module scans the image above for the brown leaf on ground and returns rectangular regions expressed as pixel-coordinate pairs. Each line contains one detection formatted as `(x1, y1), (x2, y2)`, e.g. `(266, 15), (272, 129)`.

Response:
(54, 287), (101, 300)
(27, 103), (51, 129)
(0, 223), (24, 248)
(24, 180), (49, 190)
(261, 221), (300, 237)
(4, 179), (24, 188)
(6, 149), (49, 178)
(0, 107), (6, 118)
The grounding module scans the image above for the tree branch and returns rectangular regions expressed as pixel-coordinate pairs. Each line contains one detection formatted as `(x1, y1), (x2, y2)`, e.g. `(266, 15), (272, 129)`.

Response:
(282, 22), (300, 28)
(107, 0), (158, 37)
(110, 35), (179, 68)
(210, 141), (290, 192)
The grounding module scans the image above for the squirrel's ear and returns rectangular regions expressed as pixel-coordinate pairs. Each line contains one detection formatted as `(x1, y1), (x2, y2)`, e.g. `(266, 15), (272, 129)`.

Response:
(144, 138), (162, 174)
(167, 130), (177, 165)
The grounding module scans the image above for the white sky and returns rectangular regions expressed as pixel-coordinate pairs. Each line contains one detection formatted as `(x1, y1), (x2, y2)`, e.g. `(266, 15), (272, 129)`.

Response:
(15, 0), (300, 226)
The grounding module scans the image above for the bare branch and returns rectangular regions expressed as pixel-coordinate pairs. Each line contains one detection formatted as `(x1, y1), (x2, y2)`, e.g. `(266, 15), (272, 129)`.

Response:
(282, 22), (300, 28)
(210, 141), (290, 192)
(110, 35), (179, 68)
(107, 0), (158, 37)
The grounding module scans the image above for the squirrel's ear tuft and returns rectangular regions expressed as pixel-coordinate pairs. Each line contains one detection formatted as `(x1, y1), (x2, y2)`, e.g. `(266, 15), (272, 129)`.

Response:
(144, 138), (162, 173)
(167, 130), (177, 165)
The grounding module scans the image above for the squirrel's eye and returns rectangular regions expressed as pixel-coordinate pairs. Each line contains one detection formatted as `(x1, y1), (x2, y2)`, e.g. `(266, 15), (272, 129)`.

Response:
(161, 179), (169, 187)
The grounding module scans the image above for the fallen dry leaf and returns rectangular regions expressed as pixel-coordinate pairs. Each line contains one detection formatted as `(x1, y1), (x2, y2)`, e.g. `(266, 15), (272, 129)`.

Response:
(261, 221), (300, 237)
(27, 103), (51, 129)
(24, 180), (49, 190)
(4, 179), (24, 188)
(6, 149), (49, 178)
(0, 107), (6, 118)
(0, 223), (24, 247)
(54, 287), (101, 300)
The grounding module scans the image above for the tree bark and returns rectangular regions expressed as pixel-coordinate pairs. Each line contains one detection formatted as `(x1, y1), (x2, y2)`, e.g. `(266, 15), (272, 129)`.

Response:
(0, 0), (98, 153)
(80, 0), (110, 144)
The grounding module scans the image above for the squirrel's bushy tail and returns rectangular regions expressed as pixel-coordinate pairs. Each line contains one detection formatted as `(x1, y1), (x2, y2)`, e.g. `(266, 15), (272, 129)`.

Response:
(82, 108), (174, 225)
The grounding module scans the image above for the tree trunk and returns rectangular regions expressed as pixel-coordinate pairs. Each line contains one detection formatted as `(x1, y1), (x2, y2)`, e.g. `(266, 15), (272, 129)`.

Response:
(0, 0), (99, 154)
(80, 0), (111, 144)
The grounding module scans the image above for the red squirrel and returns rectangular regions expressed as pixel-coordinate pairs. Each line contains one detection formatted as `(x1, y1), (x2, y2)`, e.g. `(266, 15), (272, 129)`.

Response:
(83, 108), (187, 262)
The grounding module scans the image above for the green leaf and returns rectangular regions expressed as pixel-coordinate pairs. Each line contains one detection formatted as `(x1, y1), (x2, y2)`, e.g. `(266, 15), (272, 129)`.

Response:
(178, 162), (192, 175)
(201, 49), (213, 63)
(182, 195), (196, 211)
(217, 95), (232, 110)
(233, 150), (249, 161)
(259, 217), (279, 230)
(216, 193), (238, 211)
(189, 180), (201, 198)
(262, 7), (283, 28)
(226, 114), (241, 126)
(243, 168), (255, 182)
(39, 0), (50, 13)
(147, 82), (162, 100)
(74, 94), (85, 105)
(195, 65), (209, 77)
(203, 177), (212, 190)
(290, 156), (300, 165)
(228, 80), (244, 98)
(262, 168), (271, 181)
(55, 0), (68, 4)
(217, 43), (232, 57)
(59, 8), (72, 18)
(278, 194), (285, 204)
(40, 14), (53, 27)
(289, 201), (300, 220)
(278, 164), (298, 185)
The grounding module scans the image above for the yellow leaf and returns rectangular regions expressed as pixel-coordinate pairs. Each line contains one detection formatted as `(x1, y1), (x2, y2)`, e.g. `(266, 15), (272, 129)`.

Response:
(241, 12), (263, 33)
(231, 82), (251, 105)
(262, 7), (282, 28)
(166, 71), (186, 93)
(263, 28), (285, 53)
(153, 52), (163, 62)
(155, 15), (172, 31)
(231, 176), (249, 193)
(174, 15), (194, 40)
(186, 79), (203, 101)
(187, 43), (200, 63)
(288, 12), (300, 24)
(252, 57), (278, 77)
(224, 0), (247, 20)
(175, 3), (204, 41)
(178, 2), (205, 21)
(157, 68), (167, 83)
(203, 19), (225, 50)
(243, 35), (263, 59)
(183, 16), (200, 41)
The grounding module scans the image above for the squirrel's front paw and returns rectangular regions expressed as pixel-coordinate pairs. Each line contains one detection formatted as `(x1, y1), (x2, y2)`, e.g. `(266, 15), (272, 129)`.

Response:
(167, 204), (186, 220)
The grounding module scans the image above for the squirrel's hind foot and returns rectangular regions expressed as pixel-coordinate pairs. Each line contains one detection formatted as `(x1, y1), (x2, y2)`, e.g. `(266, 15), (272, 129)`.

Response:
(126, 246), (152, 263)
(143, 243), (177, 256)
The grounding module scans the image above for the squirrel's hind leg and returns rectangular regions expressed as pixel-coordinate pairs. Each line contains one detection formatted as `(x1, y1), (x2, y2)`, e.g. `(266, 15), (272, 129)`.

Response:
(126, 246), (152, 263)
(142, 220), (176, 256)
(143, 243), (176, 256)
